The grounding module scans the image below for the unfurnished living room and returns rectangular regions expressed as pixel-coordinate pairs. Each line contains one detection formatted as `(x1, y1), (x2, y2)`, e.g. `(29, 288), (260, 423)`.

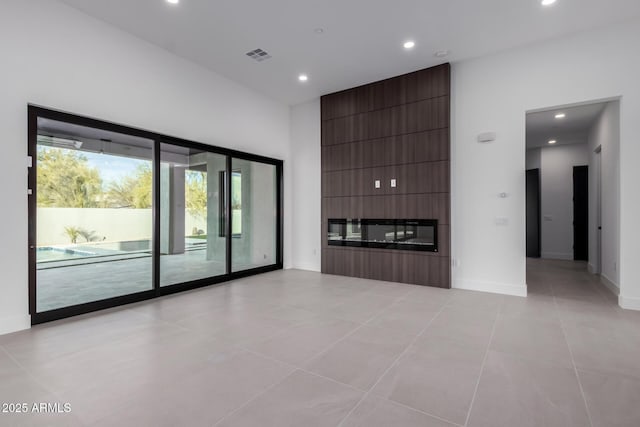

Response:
(1, 0), (640, 426)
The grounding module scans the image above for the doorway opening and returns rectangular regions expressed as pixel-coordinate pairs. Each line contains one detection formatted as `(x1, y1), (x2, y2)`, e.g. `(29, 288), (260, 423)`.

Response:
(525, 99), (620, 297)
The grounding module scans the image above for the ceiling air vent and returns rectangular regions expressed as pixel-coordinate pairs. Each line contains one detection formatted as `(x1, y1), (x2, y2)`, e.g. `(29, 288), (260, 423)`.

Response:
(246, 48), (272, 62)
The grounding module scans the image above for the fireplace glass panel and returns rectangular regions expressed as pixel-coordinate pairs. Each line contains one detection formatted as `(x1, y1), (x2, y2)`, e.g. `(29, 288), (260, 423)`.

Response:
(327, 219), (438, 252)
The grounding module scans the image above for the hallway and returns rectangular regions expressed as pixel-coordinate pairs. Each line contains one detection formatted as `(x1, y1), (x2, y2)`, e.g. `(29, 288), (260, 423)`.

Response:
(524, 258), (640, 427)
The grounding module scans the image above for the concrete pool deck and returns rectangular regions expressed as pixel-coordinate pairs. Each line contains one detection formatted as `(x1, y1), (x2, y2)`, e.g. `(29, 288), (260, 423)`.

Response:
(36, 249), (265, 312)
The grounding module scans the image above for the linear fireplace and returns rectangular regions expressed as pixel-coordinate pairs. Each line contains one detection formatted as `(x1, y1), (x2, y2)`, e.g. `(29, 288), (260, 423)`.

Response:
(328, 219), (438, 252)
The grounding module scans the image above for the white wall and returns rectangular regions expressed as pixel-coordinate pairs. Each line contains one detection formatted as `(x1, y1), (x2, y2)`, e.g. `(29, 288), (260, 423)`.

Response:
(451, 20), (639, 306)
(290, 100), (322, 271)
(290, 19), (640, 306)
(0, 0), (291, 334)
(538, 144), (589, 260)
(588, 101), (620, 291)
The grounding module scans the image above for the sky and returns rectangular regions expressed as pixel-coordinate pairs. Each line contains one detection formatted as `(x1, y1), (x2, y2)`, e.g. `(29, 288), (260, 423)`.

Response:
(82, 151), (147, 184)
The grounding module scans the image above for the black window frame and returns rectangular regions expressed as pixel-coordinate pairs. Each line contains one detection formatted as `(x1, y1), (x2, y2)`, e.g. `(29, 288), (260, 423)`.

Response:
(28, 105), (284, 325)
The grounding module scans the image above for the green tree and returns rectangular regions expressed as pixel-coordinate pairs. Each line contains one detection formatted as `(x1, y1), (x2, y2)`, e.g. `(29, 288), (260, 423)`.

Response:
(104, 163), (152, 208)
(37, 147), (103, 208)
(186, 170), (207, 219)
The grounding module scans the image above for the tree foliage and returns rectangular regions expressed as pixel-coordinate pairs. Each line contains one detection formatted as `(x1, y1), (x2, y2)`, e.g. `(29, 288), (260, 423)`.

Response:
(185, 170), (207, 219)
(37, 148), (208, 216)
(104, 163), (152, 208)
(37, 147), (103, 208)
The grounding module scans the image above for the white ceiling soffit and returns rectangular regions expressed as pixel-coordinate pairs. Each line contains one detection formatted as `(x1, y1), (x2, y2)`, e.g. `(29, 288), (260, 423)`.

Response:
(57, 0), (640, 105)
(526, 102), (607, 149)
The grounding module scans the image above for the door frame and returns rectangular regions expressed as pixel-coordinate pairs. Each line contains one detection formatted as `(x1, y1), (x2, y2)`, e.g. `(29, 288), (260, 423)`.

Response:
(28, 105), (284, 324)
(526, 168), (541, 258)
(572, 165), (589, 261)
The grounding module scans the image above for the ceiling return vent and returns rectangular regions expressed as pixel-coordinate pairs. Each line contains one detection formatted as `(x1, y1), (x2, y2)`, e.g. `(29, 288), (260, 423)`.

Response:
(246, 48), (272, 62)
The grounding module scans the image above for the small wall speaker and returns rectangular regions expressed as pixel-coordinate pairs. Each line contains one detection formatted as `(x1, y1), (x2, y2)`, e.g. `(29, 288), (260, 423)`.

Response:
(477, 132), (496, 143)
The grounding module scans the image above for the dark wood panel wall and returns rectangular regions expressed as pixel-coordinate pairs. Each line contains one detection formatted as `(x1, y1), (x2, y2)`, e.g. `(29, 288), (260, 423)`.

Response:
(321, 63), (451, 288)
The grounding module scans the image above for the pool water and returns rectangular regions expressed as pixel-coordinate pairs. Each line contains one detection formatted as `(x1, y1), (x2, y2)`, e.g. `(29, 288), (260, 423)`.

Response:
(37, 247), (96, 262)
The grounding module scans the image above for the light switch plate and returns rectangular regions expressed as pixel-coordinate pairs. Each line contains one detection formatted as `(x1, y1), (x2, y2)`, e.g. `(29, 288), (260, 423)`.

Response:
(374, 180), (381, 189)
(390, 179), (397, 188)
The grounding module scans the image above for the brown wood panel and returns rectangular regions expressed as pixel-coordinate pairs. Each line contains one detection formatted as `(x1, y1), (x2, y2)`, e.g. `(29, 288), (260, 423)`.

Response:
(405, 63), (451, 103)
(321, 85), (371, 121)
(413, 128), (450, 162)
(384, 164), (408, 196)
(370, 76), (407, 110)
(321, 63), (451, 289)
(384, 135), (415, 166)
(406, 96), (449, 134)
(363, 195), (385, 218)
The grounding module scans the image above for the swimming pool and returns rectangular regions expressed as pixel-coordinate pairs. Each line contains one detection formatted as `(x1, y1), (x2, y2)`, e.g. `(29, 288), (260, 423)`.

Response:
(37, 247), (97, 262)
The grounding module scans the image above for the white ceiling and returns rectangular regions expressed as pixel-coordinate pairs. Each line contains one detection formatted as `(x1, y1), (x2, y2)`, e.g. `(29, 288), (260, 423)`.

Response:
(57, 0), (640, 105)
(526, 102), (607, 149)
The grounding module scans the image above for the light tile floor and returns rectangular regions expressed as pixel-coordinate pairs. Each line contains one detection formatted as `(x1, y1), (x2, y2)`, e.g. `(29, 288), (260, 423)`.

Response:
(1, 259), (639, 426)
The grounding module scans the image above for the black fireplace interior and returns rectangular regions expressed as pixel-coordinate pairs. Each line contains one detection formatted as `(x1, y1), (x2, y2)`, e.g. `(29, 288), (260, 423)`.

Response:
(328, 219), (438, 252)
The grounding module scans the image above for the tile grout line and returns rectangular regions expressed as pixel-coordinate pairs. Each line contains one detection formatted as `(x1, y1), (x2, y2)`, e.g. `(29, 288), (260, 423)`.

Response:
(271, 294), (410, 369)
(462, 308), (500, 427)
(336, 302), (451, 427)
(249, 342), (464, 427)
(211, 368), (298, 427)
(209, 295), (410, 427)
(381, 397), (465, 427)
(551, 289), (595, 427)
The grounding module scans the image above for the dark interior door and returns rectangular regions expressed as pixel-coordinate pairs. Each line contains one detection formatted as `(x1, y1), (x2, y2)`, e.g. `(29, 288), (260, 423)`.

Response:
(573, 166), (589, 261)
(526, 169), (541, 258)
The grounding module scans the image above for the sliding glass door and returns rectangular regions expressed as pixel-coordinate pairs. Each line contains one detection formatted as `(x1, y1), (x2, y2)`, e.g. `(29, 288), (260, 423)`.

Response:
(28, 107), (283, 323)
(231, 159), (278, 272)
(159, 144), (227, 286)
(34, 118), (154, 312)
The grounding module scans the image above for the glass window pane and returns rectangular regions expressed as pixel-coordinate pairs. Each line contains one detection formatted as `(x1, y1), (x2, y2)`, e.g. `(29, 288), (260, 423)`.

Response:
(159, 144), (226, 286)
(231, 159), (277, 272)
(36, 118), (154, 312)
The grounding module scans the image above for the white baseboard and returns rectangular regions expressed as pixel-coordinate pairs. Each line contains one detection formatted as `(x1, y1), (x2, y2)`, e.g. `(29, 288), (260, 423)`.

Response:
(619, 294), (640, 311)
(600, 274), (620, 296)
(288, 264), (321, 273)
(454, 279), (527, 297)
(587, 263), (599, 275)
(0, 314), (31, 336)
(541, 252), (574, 261)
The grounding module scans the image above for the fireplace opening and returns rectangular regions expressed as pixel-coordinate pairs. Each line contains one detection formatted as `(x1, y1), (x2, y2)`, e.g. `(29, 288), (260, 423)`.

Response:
(328, 219), (438, 252)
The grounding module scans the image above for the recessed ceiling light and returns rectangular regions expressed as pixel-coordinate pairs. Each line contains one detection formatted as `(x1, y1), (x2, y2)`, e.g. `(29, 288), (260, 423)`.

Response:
(298, 74), (308, 82)
(314, 28), (324, 34)
(403, 41), (415, 50)
(541, 0), (557, 6)
(166, 0), (179, 4)
(434, 50), (450, 58)
(555, 113), (566, 119)
(548, 140), (557, 144)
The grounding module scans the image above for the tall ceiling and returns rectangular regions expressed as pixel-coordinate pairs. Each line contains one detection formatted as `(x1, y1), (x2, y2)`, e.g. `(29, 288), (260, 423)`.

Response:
(57, 0), (640, 105)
